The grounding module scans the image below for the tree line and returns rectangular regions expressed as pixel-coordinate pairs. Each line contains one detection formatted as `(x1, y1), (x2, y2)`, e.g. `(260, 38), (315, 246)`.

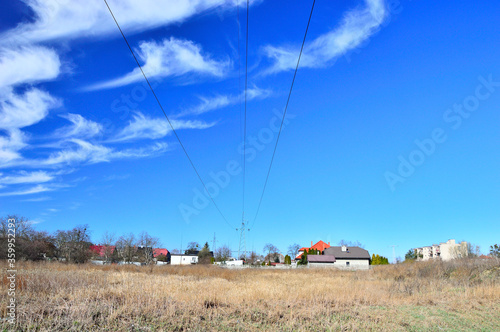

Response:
(0, 215), (160, 264)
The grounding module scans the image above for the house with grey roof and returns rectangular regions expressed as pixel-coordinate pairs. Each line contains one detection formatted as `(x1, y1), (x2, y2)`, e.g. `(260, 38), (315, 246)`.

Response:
(308, 245), (370, 270)
(306, 254), (336, 267)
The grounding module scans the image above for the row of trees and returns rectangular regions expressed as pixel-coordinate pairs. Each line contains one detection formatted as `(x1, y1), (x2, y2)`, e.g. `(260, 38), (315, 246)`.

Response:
(0, 215), (162, 264)
(0, 216), (93, 263)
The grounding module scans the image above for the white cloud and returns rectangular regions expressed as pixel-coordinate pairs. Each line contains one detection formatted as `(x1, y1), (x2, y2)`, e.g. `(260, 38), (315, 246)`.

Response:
(0, 171), (54, 185)
(0, 88), (60, 165)
(54, 113), (103, 139)
(0, 88), (60, 130)
(0, 0), (243, 45)
(177, 85), (271, 116)
(40, 139), (169, 167)
(0, 184), (54, 196)
(262, 0), (387, 74)
(0, 46), (61, 88)
(0, 129), (26, 165)
(21, 196), (52, 202)
(112, 112), (215, 142)
(86, 38), (231, 91)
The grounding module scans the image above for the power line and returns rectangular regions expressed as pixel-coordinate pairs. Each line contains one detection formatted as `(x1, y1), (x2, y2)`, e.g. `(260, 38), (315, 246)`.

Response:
(242, 0), (249, 223)
(103, 0), (233, 230)
(237, 1), (243, 145)
(250, 0), (316, 229)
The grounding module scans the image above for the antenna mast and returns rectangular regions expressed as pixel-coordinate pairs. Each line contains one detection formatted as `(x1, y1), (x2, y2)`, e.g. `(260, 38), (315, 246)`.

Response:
(390, 245), (398, 264)
(237, 215), (249, 260)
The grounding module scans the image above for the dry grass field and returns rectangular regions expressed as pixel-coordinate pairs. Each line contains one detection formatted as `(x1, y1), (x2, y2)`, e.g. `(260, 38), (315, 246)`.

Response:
(1, 259), (500, 331)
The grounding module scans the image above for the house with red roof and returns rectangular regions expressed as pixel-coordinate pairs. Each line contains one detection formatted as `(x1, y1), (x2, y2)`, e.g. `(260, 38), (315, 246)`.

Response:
(90, 245), (116, 258)
(153, 248), (170, 263)
(296, 240), (331, 260)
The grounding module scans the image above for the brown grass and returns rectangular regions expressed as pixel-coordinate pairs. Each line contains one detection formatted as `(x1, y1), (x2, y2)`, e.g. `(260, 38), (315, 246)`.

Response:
(1, 259), (499, 331)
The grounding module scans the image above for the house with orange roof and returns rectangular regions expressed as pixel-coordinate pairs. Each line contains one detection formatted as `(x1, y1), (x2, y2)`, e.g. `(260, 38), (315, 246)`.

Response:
(296, 240), (331, 260)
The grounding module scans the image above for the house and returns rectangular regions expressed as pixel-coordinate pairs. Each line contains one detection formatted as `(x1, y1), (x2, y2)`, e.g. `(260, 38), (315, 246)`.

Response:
(307, 255), (336, 267)
(89, 245), (115, 260)
(415, 239), (468, 261)
(296, 240), (331, 260)
(170, 254), (198, 265)
(153, 248), (170, 263)
(318, 245), (370, 270)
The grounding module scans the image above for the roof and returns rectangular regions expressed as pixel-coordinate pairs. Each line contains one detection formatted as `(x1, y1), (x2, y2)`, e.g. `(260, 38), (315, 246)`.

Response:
(479, 254), (493, 259)
(296, 240), (331, 259)
(323, 246), (370, 259)
(307, 255), (336, 263)
(153, 248), (169, 258)
(90, 245), (115, 256)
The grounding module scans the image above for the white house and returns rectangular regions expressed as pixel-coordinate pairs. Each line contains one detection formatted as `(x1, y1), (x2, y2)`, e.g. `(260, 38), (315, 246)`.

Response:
(308, 246), (370, 270)
(415, 239), (468, 261)
(170, 254), (198, 265)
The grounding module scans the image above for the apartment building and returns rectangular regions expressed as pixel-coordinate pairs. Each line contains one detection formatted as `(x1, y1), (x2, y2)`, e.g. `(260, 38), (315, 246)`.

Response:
(415, 239), (468, 261)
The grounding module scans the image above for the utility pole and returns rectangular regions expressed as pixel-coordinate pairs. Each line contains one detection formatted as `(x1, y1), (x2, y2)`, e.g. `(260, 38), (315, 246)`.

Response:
(212, 233), (217, 253)
(390, 245), (398, 264)
(237, 215), (249, 260)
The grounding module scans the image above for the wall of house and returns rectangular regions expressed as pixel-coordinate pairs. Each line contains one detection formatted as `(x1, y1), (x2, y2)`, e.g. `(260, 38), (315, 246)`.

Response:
(171, 255), (198, 265)
(308, 259), (369, 270)
(334, 259), (369, 270)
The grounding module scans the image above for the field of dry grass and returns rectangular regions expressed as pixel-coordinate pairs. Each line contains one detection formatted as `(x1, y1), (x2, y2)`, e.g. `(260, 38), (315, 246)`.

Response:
(1, 259), (500, 331)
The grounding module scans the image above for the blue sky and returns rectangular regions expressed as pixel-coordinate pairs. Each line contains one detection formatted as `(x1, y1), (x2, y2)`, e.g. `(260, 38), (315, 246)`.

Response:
(1, 0), (499, 260)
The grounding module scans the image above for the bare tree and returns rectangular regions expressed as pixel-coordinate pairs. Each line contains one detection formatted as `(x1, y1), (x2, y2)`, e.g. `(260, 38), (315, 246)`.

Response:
(214, 244), (232, 262)
(137, 231), (160, 264)
(247, 251), (260, 265)
(287, 243), (301, 258)
(1, 215), (55, 260)
(116, 233), (136, 263)
(100, 231), (116, 263)
(263, 243), (279, 263)
(55, 225), (92, 263)
(0, 215), (35, 238)
(185, 241), (199, 254)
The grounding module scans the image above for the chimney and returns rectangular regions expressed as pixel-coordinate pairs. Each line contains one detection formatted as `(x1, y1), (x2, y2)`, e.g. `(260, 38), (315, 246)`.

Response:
(311, 241), (313, 247)
(342, 245), (347, 252)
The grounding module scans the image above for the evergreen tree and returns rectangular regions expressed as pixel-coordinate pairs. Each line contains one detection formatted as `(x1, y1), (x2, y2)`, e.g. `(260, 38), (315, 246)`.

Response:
(198, 242), (211, 264)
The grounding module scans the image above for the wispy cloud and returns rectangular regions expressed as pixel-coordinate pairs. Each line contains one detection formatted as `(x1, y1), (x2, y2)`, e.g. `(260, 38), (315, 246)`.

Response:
(85, 37), (231, 91)
(38, 139), (169, 167)
(0, 0), (244, 45)
(0, 184), (55, 197)
(112, 112), (215, 142)
(262, 0), (387, 74)
(0, 171), (54, 185)
(0, 46), (61, 88)
(0, 88), (60, 130)
(103, 174), (130, 181)
(177, 85), (271, 117)
(21, 196), (52, 202)
(53, 113), (103, 139)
